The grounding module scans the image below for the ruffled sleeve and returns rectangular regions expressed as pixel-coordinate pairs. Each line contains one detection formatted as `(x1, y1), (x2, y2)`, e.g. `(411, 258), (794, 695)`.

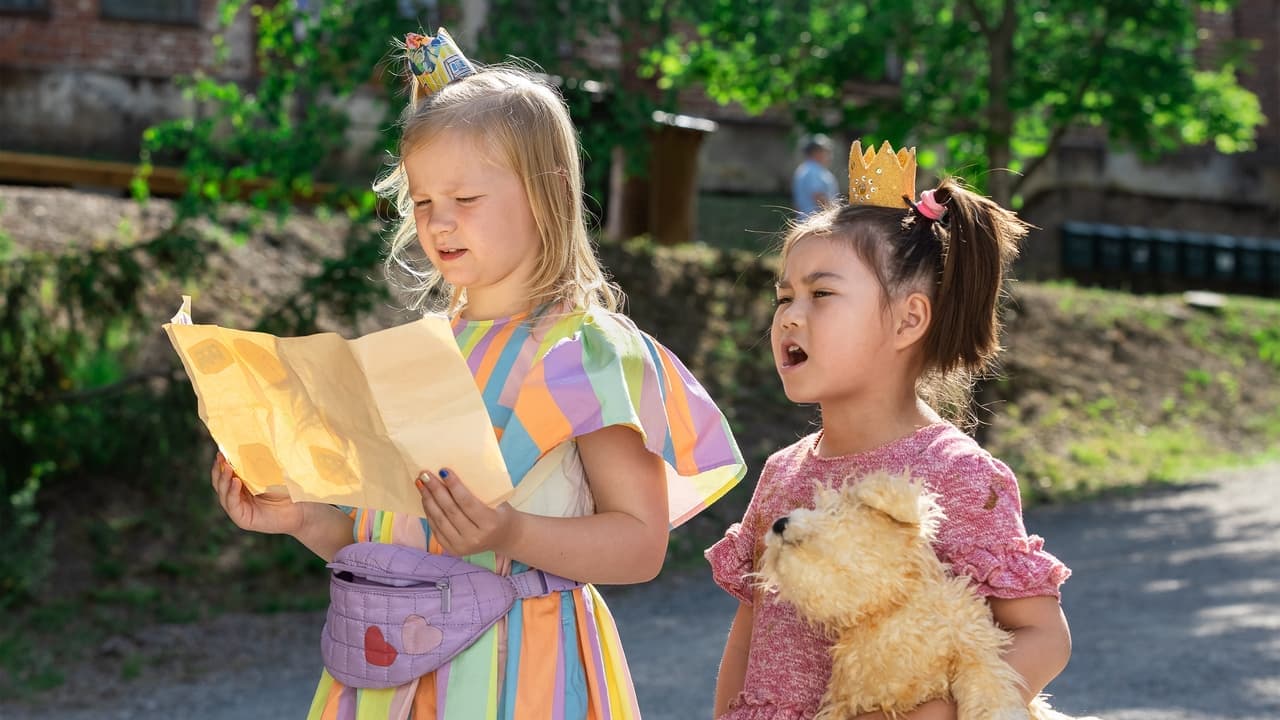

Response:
(504, 308), (746, 528)
(704, 454), (785, 604)
(706, 521), (756, 604)
(930, 453), (1071, 599)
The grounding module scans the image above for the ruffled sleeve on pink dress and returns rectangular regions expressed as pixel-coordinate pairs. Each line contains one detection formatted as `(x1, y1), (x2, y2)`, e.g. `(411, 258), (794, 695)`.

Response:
(706, 521), (756, 604)
(706, 455), (782, 605)
(929, 452), (1071, 599)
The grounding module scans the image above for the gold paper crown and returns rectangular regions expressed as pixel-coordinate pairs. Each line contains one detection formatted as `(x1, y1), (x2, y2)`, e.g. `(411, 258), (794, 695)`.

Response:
(847, 141), (917, 208)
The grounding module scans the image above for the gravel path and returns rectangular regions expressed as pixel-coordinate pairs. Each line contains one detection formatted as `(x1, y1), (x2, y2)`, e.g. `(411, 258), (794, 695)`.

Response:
(5, 463), (1277, 719)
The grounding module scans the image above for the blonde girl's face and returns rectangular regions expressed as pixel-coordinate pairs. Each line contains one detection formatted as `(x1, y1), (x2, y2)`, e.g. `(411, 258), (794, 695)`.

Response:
(405, 129), (542, 318)
(771, 235), (898, 405)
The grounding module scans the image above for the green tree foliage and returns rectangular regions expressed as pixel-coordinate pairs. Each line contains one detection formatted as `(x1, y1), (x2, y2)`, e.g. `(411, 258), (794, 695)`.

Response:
(133, 0), (1269, 219)
(653, 0), (1265, 204)
(138, 0), (684, 224)
(135, 0), (406, 220)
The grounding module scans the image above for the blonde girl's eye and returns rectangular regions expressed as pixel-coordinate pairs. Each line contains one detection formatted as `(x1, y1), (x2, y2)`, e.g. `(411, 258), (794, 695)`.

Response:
(414, 199), (432, 210)
(812, 289), (833, 299)
(456, 196), (480, 204)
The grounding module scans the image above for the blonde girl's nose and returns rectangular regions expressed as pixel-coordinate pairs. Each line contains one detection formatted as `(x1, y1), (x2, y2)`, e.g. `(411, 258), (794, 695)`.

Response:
(426, 206), (456, 235)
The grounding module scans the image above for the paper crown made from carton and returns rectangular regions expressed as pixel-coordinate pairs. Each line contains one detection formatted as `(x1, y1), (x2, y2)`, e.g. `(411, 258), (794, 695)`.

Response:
(848, 140), (917, 209)
(405, 27), (476, 98)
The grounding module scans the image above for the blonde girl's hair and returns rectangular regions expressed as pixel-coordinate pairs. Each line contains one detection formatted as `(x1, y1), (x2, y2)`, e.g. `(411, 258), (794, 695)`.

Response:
(778, 178), (1029, 421)
(376, 65), (620, 315)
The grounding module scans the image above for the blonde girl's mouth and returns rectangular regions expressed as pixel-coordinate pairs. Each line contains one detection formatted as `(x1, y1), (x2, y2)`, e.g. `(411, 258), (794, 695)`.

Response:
(438, 248), (468, 261)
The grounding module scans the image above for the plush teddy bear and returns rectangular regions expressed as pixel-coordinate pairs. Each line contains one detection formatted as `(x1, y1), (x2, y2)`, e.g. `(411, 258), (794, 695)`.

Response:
(757, 471), (1092, 720)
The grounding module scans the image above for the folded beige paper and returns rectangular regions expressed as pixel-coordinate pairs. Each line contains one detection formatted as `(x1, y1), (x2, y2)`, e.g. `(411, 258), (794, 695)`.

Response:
(163, 297), (512, 516)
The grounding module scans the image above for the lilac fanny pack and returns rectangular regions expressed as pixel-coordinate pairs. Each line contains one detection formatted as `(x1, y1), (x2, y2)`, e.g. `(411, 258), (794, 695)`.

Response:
(321, 542), (583, 689)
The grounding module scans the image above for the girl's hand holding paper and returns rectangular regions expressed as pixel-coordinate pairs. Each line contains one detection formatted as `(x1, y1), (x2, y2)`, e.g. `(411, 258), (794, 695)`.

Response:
(211, 451), (305, 536)
(416, 467), (521, 556)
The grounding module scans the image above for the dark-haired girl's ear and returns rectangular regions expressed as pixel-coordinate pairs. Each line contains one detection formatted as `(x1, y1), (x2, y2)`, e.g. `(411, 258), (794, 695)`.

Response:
(892, 291), (932, 351)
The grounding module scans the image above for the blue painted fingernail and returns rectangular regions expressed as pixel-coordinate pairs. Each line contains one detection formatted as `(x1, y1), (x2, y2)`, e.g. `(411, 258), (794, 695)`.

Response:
(439, 469), (449, 478)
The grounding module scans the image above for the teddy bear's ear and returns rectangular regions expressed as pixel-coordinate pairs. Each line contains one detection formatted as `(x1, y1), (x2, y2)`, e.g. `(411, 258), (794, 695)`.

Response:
(853, 471), (926, 526)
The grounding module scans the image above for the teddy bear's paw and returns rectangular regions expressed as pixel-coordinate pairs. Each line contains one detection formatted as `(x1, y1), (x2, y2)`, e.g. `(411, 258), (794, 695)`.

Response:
(1030, 713), (1104, 720)
(1027, 695), (1102, 720)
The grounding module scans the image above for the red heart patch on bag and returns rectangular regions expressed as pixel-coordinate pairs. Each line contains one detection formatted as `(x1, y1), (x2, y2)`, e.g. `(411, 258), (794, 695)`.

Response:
(365, 626), (398, 667)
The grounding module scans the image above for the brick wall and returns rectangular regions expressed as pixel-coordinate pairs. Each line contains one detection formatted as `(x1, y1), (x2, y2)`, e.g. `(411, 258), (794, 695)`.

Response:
(0, 0), (254, 162)
(1198, 0), (1279, 147)
(0, 0), (252, 79)
(1234, 0), (1279, 146)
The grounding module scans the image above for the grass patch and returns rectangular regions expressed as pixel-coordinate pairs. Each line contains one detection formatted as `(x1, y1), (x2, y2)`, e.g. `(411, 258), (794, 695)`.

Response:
(1003, 422), (1268, 503)
(0, 608), (74, 699)
(986, 284), (1280, 505)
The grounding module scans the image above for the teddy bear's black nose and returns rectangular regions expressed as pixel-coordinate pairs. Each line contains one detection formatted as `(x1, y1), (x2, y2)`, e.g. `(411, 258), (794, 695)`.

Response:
(772, 516), (789, 535)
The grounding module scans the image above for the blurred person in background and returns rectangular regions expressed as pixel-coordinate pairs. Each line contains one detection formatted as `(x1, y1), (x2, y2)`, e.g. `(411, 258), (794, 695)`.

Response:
(791, 134), (838, 219)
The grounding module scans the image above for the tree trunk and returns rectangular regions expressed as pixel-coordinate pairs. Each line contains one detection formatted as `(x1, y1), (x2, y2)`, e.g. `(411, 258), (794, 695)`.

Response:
(986, 1), (1016, 207)
(604, 8), (663, 242)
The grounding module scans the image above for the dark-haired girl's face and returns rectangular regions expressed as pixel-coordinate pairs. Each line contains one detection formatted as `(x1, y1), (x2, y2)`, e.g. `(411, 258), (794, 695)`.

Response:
(771, 236), (898, 405)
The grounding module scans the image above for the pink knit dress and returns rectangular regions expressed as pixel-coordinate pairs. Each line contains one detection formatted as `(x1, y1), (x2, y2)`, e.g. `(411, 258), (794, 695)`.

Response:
(706, 423), (1071, 720)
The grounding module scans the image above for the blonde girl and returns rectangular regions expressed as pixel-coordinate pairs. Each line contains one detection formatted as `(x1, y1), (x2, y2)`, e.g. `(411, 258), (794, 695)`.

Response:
(212, 44), (745, 720)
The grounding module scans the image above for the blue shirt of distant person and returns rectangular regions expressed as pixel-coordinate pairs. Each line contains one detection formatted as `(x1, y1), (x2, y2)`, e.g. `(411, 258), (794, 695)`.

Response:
(792, 136), (838, 219)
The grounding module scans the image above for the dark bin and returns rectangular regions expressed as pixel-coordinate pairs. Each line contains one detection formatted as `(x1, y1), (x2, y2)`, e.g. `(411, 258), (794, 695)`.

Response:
(1061, 222), (1097, 273)
(1208, 234), (1238, 292)
(1123, 227), (1155, 291)
(1264, 239), (1280, 296)
(1096, 224), (1128, 273)
(1181, 232), (1211, 281)
(1151, 229), (1181, 291)
(1236, 237), (1266, 294)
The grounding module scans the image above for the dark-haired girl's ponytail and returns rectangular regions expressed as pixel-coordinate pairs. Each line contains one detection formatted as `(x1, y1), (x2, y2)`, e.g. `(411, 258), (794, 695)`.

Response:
(919, 179), (1028, 376)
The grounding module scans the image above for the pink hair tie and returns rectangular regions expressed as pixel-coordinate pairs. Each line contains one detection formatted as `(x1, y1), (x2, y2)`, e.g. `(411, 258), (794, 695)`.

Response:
(916, 189), (946, 221)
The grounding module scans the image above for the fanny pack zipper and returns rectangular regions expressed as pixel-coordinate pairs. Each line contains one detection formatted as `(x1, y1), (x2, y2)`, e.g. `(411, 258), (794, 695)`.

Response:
(437, 580), (451, 614)
(333, 570), (453, 614)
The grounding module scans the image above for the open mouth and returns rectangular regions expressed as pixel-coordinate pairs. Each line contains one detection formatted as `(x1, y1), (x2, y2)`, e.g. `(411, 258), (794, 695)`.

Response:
(781, 343), (809, 368)
(438, 248), (468, 261)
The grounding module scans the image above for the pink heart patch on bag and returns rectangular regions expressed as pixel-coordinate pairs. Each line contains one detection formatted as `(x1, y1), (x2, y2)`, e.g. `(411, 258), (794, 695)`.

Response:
(401, 615), (443, 654)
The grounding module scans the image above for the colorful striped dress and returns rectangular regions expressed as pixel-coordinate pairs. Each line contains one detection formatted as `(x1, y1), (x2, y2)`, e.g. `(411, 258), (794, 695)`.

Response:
(308, 306), (746, 720)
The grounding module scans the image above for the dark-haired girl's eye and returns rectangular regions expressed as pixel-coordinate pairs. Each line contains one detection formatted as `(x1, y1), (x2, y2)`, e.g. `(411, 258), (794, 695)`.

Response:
(774, 296), (792, 306)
